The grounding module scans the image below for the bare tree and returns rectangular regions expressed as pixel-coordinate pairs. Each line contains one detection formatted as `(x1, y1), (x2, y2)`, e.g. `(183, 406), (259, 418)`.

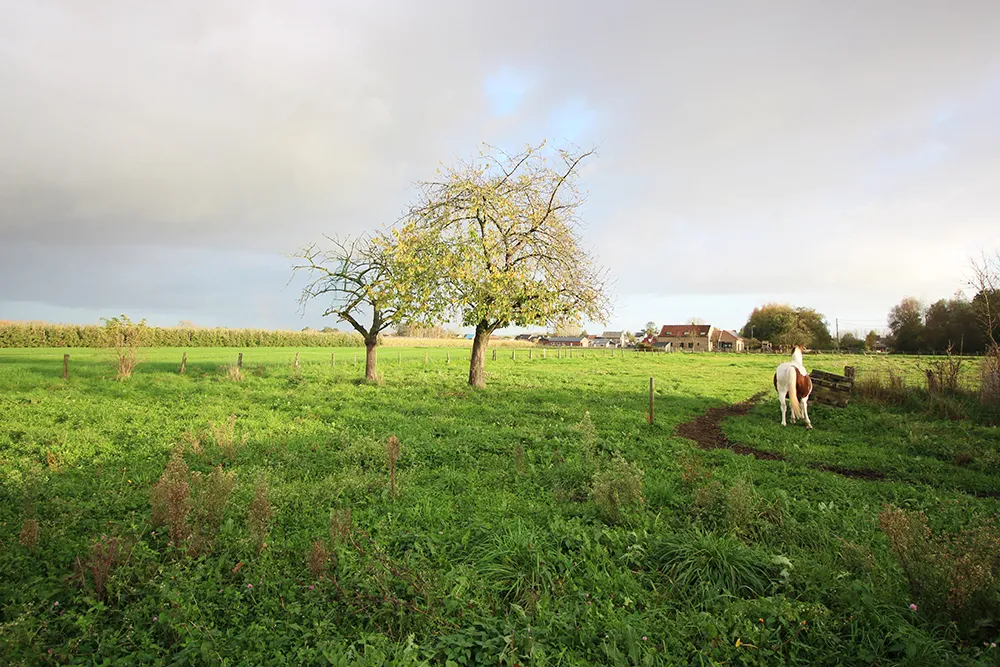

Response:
(292, 235), (399, 381)
(394, 142), (611, 388)
(969, 250), (1000, 349)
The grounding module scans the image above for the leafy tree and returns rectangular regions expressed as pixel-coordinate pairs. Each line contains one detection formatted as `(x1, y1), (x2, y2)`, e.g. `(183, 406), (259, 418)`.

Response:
(923, 295), (984, 353)
(394, 142), (611, 388)
(839, 332), (863, 349)
(644, 321), (657, 337)
(292, 234), (418, 381)
(887, 297), (925, 353)
(740, 304), (832, 348)
(865, 330), (879, 351)
(969, 251), (1000, 349)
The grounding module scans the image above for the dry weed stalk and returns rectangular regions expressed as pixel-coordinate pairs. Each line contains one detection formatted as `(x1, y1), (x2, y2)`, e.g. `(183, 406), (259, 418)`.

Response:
(308, 540), (331, 579)
(330, 507), (352, 545)
(386, 435), (401, 497)
(150, 451), (191, 547)
(78, 535), (122, 600)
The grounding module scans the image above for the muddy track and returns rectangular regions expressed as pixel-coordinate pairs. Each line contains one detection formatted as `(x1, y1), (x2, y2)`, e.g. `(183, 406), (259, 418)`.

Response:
(673, 393), (883, 479)
(673, 392), (784, 461)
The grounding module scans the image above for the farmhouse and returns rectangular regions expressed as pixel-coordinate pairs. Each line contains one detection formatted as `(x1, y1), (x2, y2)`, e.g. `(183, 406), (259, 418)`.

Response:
(546, 336), (589, 347)
(711, 329), (745, 352)
(655, 324), (714, 351)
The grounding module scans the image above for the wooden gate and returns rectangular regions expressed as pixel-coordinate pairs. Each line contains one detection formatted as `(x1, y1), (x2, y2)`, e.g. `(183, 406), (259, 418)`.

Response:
(810, 366), (855, 408)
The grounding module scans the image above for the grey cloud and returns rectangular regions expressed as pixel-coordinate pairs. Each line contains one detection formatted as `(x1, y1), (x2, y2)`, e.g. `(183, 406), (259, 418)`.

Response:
(2, 1), (999, 329)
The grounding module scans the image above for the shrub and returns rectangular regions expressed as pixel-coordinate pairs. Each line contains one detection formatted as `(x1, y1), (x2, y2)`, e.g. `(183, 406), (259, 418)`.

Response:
(854, 368), (908, 405)
(591, 454), (644, 522)
(101, 314), (148, 380)
(981, 346), (1000, 406)
(879, 505), (1000, 638)
(224, 364), (244, 382)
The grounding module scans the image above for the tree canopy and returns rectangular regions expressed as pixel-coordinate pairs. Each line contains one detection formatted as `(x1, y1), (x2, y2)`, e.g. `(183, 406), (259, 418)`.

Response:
(391, 142), (610, 387)
(740, 304), (832, 349)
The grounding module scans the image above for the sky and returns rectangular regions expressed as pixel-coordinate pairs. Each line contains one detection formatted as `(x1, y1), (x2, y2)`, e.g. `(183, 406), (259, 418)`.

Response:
(2, 0), (999, 337)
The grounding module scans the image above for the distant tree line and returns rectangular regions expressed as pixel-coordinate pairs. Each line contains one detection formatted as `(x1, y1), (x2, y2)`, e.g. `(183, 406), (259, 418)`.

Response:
(740, 304), (833, 349)
(887, 292), (998, 354)
(0, 322), (365, 348)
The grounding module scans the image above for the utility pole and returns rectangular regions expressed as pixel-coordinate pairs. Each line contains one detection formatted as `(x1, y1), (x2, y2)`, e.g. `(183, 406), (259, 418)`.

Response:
(836, 318), (839, 351)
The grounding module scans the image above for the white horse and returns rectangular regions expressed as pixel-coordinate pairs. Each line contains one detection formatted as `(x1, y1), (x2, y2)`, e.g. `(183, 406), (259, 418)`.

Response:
(773, 345), (813, 428)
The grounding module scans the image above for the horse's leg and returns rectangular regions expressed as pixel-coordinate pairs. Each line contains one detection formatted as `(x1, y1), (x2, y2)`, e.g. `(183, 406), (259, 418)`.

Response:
(802, 396), (812, 429)
(779, 390), (787, 426)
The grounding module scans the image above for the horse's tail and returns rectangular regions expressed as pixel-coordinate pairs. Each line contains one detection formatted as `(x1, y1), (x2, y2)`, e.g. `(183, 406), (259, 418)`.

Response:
(785, 365), (803, 419)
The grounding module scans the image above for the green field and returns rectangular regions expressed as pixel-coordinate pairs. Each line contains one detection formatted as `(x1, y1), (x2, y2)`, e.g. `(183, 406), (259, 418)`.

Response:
(1, 348), (999, 665)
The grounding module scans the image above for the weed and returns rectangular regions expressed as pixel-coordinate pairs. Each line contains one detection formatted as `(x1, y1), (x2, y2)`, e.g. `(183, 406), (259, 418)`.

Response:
(189, 466), (236, 552)
(386, 435), (400, 498)
(18, 518), (39, 550)
(879, 505), (1000, 638)
(921, 346), (965, 394)
(981, 346), (1000, 405)
(573, 410), (598, 462)
(679, 454), (713, 489)
(150, 451), (191, 547)
(308, 540), (330, 579)
(249, 481), (273, 553)
(224, 364), (244, 382)
(77, 535), (122, 601)
(591, 454), (644, 523)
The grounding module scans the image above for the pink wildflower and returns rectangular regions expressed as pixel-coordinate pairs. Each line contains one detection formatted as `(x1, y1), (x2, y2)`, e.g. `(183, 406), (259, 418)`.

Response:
(908, 603), (918, 612)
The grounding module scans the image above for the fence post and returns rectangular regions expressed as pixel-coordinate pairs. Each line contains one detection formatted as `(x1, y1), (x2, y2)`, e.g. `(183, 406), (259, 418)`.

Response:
(844, 366), (855, 383)
(529, 348), (532, 360)
(512, 349), (515, 361)
(492, 349), (497, 361)
(543, 348), (546, 359)
(354, 352), (357, 366)
(237, 352), (243, 369)
(331, 352), (336, 367)
(63, 354), (69, 379)
(425, 351), (429, 365)
(447, 351), (450, 364)
(398, 351), (401, 365)
(294, 351), (300, 369)
(179, 352), (187, 374)
(648, 377), (655, 425)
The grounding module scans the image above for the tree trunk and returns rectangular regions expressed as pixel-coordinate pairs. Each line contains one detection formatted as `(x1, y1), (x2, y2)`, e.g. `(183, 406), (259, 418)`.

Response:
(364, 339), (378, 381)
(469, 321), (492, 388)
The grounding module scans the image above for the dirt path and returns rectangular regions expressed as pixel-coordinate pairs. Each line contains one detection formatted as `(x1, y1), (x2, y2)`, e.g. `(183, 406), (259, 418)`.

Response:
(673, 393), (886, 479)
(673, 392), (784, 461)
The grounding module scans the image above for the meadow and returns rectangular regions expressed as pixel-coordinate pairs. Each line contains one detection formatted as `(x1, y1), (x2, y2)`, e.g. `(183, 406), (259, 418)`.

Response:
(1, 347), (999, 665)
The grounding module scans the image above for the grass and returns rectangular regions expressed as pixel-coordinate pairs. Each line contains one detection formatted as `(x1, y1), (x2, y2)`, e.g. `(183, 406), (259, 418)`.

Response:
(1, 347), (999, 664)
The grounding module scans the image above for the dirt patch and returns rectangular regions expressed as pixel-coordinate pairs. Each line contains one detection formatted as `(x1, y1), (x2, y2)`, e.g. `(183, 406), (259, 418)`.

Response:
(674, 392), (784, 461)
(808, 464), (885, 480)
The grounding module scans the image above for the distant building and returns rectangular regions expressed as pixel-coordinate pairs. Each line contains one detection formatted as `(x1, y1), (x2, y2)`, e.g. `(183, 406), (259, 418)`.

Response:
(592, 331), (627, 348)
(546, 336), (590, 347)
(711, 329), (745, 352)
(655, 324), (714, 351)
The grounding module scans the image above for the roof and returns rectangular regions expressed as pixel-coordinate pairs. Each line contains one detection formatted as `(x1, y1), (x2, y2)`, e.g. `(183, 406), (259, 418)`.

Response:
(547, 336), (586, 343)
(712, 329), (742, 343)
(658, 324), (711, 337)
(599, 331), (624, 338)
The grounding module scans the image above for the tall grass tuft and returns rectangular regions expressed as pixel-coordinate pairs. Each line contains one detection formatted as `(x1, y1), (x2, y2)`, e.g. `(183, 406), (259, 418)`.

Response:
(18, 518), (39, 550)
(209, 415), (246, 462)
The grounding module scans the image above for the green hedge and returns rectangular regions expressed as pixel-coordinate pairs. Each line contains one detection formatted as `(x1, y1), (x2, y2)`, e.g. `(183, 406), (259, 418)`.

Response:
(0, 323), (364, 348)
